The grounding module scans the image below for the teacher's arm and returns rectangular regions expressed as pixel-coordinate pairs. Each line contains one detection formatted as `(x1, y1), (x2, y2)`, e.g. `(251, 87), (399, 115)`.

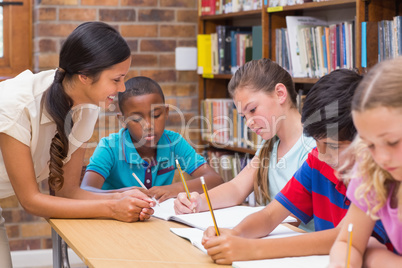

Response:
(0, 133), (153, 221)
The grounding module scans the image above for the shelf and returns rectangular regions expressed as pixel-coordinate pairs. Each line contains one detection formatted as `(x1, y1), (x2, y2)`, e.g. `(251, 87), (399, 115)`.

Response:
(293, 77), (319, 84)
(200, 9), (261, 21)
(200, 73), (232, 79)
(201, 74), (319, 84)
(206, 142), (256, 155)
(267, 0), (356, 13)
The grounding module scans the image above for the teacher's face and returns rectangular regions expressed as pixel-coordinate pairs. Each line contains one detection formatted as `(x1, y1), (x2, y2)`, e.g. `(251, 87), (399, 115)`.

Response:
(81, 57), (131, 108)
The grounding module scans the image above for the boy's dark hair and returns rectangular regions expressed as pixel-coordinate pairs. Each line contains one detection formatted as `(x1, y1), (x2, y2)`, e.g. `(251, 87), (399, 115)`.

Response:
(302, 69), (362, 141)
(118, 76), (165, 114)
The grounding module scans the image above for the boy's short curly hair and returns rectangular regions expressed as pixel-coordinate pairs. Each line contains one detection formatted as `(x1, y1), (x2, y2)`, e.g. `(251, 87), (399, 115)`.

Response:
(118, 76), (165, 114)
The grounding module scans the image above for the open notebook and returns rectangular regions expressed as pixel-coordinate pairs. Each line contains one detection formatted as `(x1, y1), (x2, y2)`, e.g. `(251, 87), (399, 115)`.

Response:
(153, 198), (297, 230)
(170, 224), (304, 255)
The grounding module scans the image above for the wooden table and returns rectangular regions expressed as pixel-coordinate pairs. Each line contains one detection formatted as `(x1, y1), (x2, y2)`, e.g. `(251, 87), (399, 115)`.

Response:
(48, 217), (229, 268)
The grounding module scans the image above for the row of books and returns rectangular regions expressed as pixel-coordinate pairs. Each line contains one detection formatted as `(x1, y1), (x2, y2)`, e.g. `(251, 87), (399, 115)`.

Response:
(201, 0), (262, 16)
(280, 16), (355, 78)
(377, 16), (402, 62)
(268, 0), (313, 8)
(197, 25), (262, 76)
(200, 98), (263, 150)
(204, 150), (252, 182)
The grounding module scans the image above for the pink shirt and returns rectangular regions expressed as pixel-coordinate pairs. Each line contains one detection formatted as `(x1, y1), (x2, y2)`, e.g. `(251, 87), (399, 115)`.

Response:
(347, 178), (402, 254)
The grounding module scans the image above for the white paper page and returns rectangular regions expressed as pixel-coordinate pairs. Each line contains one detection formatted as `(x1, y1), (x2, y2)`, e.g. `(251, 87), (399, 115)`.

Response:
(232, 255), (330, 268)
(171, 224), (302, 256)
(153, 198), (296, 230)
(152, 198), (176, 220)
(170, 228), (207, 254)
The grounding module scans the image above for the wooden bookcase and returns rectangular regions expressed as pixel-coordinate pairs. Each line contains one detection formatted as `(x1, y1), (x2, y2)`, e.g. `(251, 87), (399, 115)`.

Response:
(197, 0), (401, 154)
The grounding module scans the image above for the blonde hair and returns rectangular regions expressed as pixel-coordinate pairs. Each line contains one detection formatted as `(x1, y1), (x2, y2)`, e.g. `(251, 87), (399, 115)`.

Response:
(228, 59), (296, 205)
(344, 57), (402, 221)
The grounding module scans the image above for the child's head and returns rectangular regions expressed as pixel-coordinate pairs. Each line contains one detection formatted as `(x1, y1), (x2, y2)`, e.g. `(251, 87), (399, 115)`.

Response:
(349, 57), (402, 219)
(302, 69), (362, 167)
(229, 59), (297, 205)
(118, 76), (168, 150)
(352, 57), (402, 181)
(228, 58), (297, 141)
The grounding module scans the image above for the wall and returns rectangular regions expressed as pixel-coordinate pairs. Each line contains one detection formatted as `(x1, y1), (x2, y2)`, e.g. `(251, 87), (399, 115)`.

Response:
(0, 0), (198, 251)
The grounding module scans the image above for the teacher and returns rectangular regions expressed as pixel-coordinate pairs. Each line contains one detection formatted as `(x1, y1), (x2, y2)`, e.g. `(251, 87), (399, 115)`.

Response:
(0, 21), (154, 267)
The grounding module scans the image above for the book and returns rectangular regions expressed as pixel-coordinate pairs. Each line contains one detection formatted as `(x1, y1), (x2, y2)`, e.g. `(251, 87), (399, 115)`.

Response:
(232, 255), (330, 268)
(171, 224), (304, 256)
(216, 25), (252, 74)
(252, 25), (262, 60)
(153, 198), (297, 230)
(286, 16), (327, 77)
(197, 34), (212, 75)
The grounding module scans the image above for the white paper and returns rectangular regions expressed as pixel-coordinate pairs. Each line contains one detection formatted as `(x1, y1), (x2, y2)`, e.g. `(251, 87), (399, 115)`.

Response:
(153, 198), (297, 230)
(171, 225), (303, 255)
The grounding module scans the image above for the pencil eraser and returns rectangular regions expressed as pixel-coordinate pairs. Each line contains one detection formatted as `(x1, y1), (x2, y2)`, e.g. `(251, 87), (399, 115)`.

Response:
(348, 223), (353, 232)
(200, 176), (205, 184)
(175, 159), (179, 165)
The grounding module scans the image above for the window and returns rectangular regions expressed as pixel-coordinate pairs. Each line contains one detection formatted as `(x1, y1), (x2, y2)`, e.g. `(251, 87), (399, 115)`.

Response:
(0, 0), (31, 79)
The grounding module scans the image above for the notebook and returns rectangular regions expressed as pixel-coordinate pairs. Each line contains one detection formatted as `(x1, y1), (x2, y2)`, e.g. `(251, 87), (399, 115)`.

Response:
(153, 198), (297, 230)
(171, 224), (303, 255)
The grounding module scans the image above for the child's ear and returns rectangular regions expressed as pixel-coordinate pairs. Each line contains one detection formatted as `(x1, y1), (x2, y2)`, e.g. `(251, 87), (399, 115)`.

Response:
(117, 113), (126, 128)
(274, 83), (288, 105)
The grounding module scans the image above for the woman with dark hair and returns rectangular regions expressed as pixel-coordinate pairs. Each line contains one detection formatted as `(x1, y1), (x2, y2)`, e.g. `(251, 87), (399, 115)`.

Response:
(0, 21), (154, 267)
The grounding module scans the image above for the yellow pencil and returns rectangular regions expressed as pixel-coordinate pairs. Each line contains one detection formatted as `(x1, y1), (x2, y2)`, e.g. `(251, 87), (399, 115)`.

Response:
(200, 176), (220, 236)
(345, 223), (353, 268)
(176, 159), (191, 200)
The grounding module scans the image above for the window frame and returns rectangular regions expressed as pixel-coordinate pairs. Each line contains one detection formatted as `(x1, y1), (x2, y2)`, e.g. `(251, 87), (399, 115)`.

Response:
(0, 0), (32, 79)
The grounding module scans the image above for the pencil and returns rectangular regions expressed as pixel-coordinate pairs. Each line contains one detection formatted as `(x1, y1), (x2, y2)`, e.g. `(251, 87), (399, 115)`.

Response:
(176, 159), (191, 200)
(345, 223), (353, 268)
(131, 172), (159, 206)
(200, 176), (220, 236)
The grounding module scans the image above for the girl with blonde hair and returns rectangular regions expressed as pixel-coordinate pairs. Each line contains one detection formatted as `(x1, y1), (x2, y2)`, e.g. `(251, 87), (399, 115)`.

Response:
(329, 57), (402, 267)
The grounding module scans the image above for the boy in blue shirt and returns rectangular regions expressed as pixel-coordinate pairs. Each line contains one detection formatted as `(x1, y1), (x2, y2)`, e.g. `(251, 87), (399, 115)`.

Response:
(81, 76), (223, 202)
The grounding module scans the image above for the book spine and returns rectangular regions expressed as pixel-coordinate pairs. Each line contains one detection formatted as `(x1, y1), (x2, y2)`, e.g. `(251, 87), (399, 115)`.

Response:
(361, 21), (367, 68)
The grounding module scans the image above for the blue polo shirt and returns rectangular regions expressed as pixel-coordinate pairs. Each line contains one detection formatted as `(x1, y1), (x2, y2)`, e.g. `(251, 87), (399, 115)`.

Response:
(86, 128), (207, 190)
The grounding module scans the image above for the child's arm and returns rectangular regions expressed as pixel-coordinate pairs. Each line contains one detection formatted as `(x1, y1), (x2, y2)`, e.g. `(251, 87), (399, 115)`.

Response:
(363, 237), (402, 268)
(184, 163), (223, 191)
(81, 171), (137, 193)
(201, 200), (342, 264)
(329, 203), (375, 268)
(147, 163), (223, 203)
(174, 155), (259, 213)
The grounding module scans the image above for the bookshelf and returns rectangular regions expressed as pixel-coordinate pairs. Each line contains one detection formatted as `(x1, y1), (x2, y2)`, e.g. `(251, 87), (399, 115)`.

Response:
(197, 0), (401, 155)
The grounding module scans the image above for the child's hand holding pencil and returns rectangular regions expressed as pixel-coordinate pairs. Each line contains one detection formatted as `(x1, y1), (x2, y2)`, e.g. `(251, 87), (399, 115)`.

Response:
(174, 191), (202, 214)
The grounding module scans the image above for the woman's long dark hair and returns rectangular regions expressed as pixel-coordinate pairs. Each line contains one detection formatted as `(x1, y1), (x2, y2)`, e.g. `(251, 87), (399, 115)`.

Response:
(43, 21), (131, 191)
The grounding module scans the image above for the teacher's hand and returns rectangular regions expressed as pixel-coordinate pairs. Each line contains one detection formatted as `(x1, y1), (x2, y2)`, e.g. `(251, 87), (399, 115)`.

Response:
(112, 195), (154, 222)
